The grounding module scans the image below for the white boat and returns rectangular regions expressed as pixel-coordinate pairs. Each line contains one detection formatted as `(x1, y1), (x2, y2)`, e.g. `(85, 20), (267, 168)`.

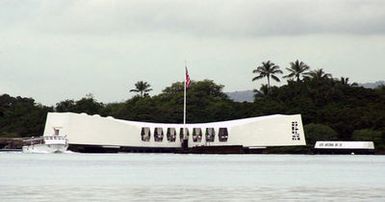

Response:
(22, 135), (68, 153)
(314, 141), (375, 154)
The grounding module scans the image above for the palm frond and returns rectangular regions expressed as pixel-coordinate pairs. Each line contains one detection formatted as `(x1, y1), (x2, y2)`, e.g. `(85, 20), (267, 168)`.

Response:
(283, 72), (295, 78)
(252, 75), (265, 81)
(271, 75), (281, 82)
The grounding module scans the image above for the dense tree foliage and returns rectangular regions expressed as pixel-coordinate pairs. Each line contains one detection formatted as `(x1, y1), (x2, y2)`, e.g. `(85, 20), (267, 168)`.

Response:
(104, 80), (235, 123)
(0, 94), (53, 137)
(56, 94), (104, 115)
(304, 123), (338, 146)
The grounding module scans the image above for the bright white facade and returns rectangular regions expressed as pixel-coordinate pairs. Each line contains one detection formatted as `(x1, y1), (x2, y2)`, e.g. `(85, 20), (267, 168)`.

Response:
(43, 112), (305, 151)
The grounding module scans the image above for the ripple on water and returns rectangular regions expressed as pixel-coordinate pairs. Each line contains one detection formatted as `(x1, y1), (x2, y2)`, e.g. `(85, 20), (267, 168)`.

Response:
(1, 185), (385, 201)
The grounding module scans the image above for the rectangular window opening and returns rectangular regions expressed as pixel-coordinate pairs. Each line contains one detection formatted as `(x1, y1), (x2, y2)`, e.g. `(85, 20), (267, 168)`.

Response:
(218, 128), (228, 142)
(193, 128), (202, 142)
(167, 128), (176, 142)
(141, 127), (151, 142)
(205, 128), (215, 142)
(154, 127), (164, 142)
(179, 128), (190, 142)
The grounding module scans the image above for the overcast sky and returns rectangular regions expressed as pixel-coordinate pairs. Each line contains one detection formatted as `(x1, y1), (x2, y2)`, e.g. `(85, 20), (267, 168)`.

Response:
(1, 0), (384, 105)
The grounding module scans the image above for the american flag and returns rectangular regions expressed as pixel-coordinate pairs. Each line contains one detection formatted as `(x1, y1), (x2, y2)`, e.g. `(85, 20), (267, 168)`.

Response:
(185, 67), (191, 89)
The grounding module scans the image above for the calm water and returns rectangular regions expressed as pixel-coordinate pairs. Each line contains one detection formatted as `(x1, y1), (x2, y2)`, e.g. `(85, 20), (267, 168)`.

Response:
(1, 153), (385, 201)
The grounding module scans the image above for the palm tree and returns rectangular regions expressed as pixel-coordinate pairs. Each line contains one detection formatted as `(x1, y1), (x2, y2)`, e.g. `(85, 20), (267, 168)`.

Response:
(304, 68), (332, 80)
(283, 60), (310, 81)
(252, 60), (283, 89)
(130, 81), (152, 97)
(339, 77), (358, 87)
(252, 84), (269, 99)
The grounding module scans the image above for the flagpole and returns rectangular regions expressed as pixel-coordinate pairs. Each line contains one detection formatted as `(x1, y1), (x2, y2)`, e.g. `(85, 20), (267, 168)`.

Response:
(183, 62), (187, 140)
(183, 73), (187, 126)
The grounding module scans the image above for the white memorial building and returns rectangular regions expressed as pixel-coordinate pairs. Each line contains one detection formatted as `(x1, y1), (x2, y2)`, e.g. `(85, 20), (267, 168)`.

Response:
(43, 112), (306, 153)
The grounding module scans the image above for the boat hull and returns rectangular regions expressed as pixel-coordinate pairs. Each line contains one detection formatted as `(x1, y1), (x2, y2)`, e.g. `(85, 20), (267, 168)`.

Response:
(68, 144), (265, 154)
(22, 144), (68, 154)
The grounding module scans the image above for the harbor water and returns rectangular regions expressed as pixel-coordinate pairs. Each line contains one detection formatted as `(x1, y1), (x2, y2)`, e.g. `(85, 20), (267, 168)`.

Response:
(1, 153), (385, 201)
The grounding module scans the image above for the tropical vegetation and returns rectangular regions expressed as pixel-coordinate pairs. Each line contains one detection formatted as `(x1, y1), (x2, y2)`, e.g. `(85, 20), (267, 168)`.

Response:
(283, 60), (310, 81)
(130, 81), (152, 97)
(252, 60), (283, 90)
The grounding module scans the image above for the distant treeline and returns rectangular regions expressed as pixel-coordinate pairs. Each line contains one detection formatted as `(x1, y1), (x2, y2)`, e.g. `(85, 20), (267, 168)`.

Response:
(1, 62), (385, 152)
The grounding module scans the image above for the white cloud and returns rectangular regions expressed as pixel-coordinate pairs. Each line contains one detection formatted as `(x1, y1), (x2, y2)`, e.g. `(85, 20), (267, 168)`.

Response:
(2, 0), (385, 37)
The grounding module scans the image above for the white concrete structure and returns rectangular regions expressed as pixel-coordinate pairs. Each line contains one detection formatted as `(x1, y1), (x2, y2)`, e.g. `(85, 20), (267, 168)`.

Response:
(43, 112), (306, 153)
